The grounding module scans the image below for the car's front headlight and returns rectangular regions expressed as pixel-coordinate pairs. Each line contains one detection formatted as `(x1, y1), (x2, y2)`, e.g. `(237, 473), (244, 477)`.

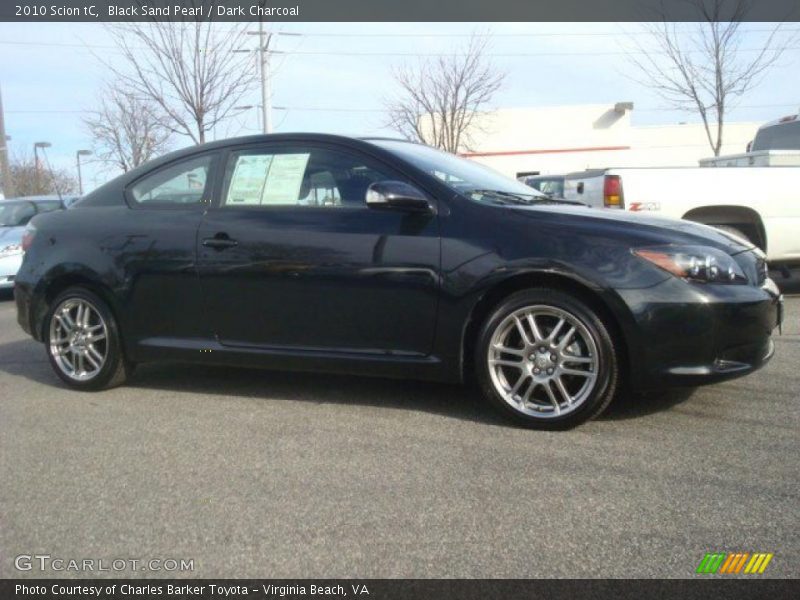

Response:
(633, 245), (747, 284)
(0, 243), (23, 259)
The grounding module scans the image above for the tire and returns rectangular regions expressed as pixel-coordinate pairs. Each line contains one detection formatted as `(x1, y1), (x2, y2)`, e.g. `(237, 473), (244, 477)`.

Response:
(44, 286), (131, 391)
(474, 288), (619, 429)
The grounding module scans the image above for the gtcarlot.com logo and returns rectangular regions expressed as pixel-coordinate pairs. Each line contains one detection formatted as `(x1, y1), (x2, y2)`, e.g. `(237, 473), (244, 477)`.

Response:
(696, 552), (774, 574)
(14, 554), (194, 573)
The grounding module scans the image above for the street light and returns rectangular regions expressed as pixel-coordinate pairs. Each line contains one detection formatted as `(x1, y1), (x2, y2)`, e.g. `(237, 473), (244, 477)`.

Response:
(33, 141), (51, 169)
(76, 150), (91, 195)
(33, 141), (52, 188)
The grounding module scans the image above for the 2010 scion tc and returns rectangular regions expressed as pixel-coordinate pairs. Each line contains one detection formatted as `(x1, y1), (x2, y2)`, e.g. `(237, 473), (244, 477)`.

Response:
(14, 134), (784, 428)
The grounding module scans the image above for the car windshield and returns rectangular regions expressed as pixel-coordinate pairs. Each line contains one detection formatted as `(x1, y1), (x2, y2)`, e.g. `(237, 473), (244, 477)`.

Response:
(525, 178), (565, 197)
(373, 140), (554, 205)
(0, 201), (36, 227)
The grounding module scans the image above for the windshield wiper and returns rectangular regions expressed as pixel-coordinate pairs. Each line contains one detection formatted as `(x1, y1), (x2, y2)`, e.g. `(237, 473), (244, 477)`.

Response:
(527, 196), (586, 206)
(469, 189), (586, 206)
(469, 189), (533, 205)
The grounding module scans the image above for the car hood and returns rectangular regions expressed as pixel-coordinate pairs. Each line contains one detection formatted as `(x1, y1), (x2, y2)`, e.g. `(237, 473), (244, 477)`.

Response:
(509, 204), (754, 255)
(0, 226), (24, 245)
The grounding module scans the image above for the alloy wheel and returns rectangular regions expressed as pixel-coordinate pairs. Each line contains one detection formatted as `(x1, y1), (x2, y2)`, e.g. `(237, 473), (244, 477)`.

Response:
(487, 305), (599, 418)
(49, 298), (109, 382)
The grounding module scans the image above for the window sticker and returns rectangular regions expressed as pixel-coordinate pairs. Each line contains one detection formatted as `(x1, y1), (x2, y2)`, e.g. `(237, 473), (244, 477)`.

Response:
(261, 153), (311, 205)
(226, 155), (273, 205)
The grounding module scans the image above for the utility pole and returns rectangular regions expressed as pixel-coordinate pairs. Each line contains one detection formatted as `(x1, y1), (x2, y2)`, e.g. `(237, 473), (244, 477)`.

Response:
(0, 84), (14, 198)
(248, 21), (272, 134)
(259, 20), (271, 134)
(243, 23), (301, 133)
(236, 27), (297, 134)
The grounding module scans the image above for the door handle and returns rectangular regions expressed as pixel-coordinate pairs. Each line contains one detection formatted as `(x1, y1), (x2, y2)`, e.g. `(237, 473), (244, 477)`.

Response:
(202, 235), (238, 250)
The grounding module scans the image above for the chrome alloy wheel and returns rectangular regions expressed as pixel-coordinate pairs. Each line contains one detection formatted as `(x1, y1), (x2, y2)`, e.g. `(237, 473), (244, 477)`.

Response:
(48, 298), (109, 382)
(487, 305), (599, 418)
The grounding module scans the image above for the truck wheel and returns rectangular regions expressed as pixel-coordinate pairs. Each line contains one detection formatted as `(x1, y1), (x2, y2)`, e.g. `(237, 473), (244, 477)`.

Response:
(475, 288), (619, 429)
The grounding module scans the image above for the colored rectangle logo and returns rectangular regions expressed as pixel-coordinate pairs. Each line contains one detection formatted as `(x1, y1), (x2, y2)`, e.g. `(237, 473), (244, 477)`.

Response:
(696, 552), (774, 574)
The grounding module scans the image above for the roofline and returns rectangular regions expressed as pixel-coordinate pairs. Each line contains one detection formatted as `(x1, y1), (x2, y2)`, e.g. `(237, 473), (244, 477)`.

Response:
(117, 133), (389, 181)
(758, 115), (798, 129)
(359, 136), (415, 143)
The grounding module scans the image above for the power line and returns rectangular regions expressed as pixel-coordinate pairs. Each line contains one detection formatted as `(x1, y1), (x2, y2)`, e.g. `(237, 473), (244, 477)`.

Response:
(6, 110), (85, 114)
(276, 27), (800, 38)
(0, 28), (796, 49)
(8, 102), (799, 116)
(0, 40), (116, 49)
(261, 47), (800, 57)
(272, 106), (384, 113)
(1, 40), (799, 58)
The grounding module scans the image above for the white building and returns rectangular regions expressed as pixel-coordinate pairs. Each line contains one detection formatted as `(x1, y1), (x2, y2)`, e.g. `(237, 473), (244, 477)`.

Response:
(460, 103), (760, 178)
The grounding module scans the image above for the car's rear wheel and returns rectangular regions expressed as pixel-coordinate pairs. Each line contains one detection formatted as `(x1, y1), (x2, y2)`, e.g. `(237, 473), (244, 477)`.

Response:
(475, 288), (619, 429)
(45, 287), (130, 390)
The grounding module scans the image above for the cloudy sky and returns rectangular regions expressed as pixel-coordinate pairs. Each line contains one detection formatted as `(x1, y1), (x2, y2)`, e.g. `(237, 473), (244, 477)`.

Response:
(0, 21), (798, 192)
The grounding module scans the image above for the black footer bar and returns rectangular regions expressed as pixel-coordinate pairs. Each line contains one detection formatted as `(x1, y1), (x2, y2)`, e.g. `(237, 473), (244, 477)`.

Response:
(2, 579), (798, 600)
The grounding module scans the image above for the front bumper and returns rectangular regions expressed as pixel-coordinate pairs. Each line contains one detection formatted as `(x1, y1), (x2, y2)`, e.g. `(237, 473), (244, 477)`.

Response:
(620, 277), (782, 390)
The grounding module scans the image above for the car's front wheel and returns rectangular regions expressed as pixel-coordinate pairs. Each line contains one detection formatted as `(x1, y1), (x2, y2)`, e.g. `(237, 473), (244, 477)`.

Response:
(45, 287), (130, 390)
(475, 288), (619, 429)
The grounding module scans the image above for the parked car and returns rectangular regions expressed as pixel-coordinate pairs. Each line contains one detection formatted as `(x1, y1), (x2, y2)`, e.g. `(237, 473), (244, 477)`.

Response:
(562, 166), (800, 275)
(519, 174), (565, 197)
(14, 134), (783, 428)
(0, 196), (66, 290)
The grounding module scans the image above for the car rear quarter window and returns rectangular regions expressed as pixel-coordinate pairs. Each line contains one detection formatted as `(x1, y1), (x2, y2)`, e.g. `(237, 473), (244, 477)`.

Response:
(129, 154), (214, 206)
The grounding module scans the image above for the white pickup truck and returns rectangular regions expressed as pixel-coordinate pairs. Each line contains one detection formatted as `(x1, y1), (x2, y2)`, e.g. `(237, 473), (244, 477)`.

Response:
(700, 115), (800, 167)
(562, 166), (800, 270)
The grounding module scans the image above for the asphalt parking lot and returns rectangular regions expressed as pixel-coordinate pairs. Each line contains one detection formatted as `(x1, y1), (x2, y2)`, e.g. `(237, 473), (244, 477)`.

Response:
(0, 289), (798, 579)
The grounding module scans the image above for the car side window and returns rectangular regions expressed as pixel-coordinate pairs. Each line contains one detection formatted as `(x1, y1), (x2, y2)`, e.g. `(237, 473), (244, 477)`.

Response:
(130, 154), (214, 206)
(221, 147), (396, 208)
(35, 201), (63, 214)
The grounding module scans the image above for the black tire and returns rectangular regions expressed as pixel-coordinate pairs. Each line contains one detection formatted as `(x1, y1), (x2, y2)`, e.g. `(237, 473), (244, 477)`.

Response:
(44, 286), (131, 391)
(474, 288), (619, 429)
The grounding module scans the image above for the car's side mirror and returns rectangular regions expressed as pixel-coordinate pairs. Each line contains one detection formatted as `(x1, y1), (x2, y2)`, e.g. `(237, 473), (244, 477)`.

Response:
(366, 181), (433, 213)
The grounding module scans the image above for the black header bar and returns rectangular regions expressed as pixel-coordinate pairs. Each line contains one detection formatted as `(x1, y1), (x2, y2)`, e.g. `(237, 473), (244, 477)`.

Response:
(2, 0), (799, 22)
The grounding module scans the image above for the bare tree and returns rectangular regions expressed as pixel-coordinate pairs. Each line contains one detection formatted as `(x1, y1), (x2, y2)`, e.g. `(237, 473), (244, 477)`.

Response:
(84, 83), (172, 173)
(8, 151), (77, 197)
(386, 35), (505, 153)
(629, 0), (793, 156)
(103, 20), (257, 145)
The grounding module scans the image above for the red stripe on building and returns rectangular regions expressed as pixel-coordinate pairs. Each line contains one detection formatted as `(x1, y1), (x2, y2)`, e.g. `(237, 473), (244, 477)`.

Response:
(459, 145), (631, 158)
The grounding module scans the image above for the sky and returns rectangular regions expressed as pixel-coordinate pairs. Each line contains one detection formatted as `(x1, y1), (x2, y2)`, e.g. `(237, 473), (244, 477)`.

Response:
(0, 21), (798, 192)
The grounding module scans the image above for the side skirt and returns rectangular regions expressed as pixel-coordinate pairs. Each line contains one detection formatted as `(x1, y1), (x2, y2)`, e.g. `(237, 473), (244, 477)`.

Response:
(130, 337), (460, 383)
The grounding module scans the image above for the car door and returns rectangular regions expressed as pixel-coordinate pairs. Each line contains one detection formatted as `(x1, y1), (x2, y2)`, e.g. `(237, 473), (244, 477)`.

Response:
(197, 142), (440, 356)
(119, 152), (219, 344)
